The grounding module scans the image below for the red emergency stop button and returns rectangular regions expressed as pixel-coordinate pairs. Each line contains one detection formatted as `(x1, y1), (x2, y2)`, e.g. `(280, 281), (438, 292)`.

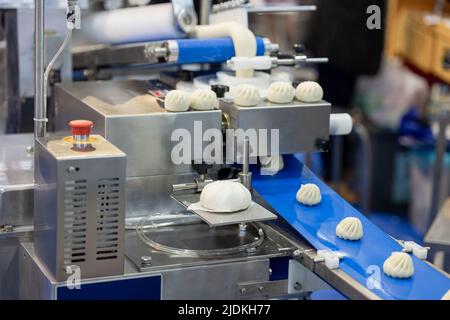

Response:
(69, 120), (93, 136)
(69, 120), (94, 151)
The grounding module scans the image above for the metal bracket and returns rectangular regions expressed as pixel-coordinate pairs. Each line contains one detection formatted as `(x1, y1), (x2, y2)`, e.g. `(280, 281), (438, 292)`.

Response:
(237, 280), (288, 299)
(172, 0), (198, 33)
(288, 259), (331, 294)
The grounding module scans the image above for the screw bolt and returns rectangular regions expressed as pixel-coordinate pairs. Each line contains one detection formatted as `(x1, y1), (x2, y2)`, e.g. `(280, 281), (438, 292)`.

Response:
(315, 139), (330, 152)
(67, 166), (77, 174)
(141, 256), (152, 266)
(294, 282), (303, 291)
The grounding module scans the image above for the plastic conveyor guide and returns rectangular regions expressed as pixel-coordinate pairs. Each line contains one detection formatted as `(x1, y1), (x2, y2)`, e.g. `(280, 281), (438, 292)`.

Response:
(252, 156), (450, 300)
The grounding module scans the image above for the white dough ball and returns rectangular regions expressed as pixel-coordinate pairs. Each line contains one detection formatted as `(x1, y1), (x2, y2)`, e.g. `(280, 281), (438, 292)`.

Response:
(336, 217), (363, 241)
(383, 252), (414, 279)
(267, 82), (295, 104)
(296, 183), (321, 206)
(200, 181), (252, 213)
(164, 90), (191, 112)
(190, 89), (219, 111)
(295, 81), (324, 103)
(442, 290), (450, 300)
(259, 155), (284, 176)
(234, 84), (260, 107)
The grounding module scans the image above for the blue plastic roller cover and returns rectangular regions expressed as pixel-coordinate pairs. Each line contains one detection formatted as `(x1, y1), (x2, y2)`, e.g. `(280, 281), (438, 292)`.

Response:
(252, 156), (450, 300)
(176, 37), (266, 65)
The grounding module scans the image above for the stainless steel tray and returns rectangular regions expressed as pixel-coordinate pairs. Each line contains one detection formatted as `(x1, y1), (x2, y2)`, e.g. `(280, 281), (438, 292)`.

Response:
(172, 193), (277, 227)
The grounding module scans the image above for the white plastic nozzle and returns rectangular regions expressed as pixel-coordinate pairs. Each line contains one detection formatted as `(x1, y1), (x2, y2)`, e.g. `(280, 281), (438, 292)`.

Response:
(228, 56), (273, 71)
(314, 249), (343, 270)
(330, 113), (353, 136)
(402, 241), (429, 260)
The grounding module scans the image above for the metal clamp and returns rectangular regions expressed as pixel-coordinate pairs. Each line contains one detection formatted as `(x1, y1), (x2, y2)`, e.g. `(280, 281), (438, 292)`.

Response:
(314, 249), (344, 270)
(172, 0), (198, 33)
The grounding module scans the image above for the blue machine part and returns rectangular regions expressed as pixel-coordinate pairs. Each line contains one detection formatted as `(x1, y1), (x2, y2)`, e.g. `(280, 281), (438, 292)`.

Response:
(252, 156), (450, 300)
(56, 275), (162, 300)
(176, 37), (266, 65)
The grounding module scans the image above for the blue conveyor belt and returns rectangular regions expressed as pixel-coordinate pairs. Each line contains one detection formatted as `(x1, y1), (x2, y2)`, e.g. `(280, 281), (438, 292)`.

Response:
(252, 156), (450, 300)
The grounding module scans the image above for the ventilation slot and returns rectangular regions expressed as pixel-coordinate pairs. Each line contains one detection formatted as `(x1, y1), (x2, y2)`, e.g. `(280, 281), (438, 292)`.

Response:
(96, 178), (120, 261)
(63, 180), (87, 265)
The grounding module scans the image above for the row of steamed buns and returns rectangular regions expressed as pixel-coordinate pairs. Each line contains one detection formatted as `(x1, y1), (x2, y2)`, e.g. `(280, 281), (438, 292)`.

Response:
(165, 81), (324, 112)
(296, 183), (416, 280)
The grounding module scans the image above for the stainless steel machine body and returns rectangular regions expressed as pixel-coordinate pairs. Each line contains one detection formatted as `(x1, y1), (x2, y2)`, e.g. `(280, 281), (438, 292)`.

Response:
(34, 135), (126, 281)
(0, 0), (390, 301)
(220, 99), (331, 155)
(0, 80), (380, 299)
(54, 80), (223, 216)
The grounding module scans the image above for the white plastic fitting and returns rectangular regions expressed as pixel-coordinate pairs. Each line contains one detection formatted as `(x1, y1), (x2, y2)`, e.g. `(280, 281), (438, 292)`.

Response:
(228, 56), (272, 71)
(314, 249), (344, 270)
(329, 113), (353, 136)
(402, 241), (429, 260)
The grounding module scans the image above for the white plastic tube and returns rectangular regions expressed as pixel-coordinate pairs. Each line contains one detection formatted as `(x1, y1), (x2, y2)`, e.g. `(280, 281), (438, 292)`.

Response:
(190, 22), (257, 78)
(329, 113), (353, 136)
(79, 3), (184, 44)
(228, 56), (272, 71)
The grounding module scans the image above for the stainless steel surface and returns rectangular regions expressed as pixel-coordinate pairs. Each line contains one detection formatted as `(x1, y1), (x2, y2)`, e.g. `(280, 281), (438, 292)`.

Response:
(126, 174), (204, 220)
(19, 241), (54, 300)
(287, 259), (330, 295)
(426, 198), (450, 252)
(219, 99), (331, 155)
(0, 134), (34, 226)
(0, 238), (23, 299)
(54, 80), (222, 177)
(172, 192), (277, 227)
(239, 137), (252, 190)
(126, 222), (291, 273)
(21, 239), (274, 300)
(162, 259), (269, 299)
(0, 133), (34, 299)
(237, 279), (288, 299)
(34, 0), (45, 138)
(18, 219), (383, 300)
(136, 219), (265, 257)
(34, 135), (126, 281)
(199, 0), (212, 24)
(430, 112), (450, 229)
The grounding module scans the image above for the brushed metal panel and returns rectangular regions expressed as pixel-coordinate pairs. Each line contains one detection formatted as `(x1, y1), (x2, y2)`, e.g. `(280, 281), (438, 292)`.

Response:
(55, 81), (222, 177)
(220, 99), (331, 154)
(162, 260), (270, 300)
(0, 134), (34, 226)
(34, 136), (126, 281)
